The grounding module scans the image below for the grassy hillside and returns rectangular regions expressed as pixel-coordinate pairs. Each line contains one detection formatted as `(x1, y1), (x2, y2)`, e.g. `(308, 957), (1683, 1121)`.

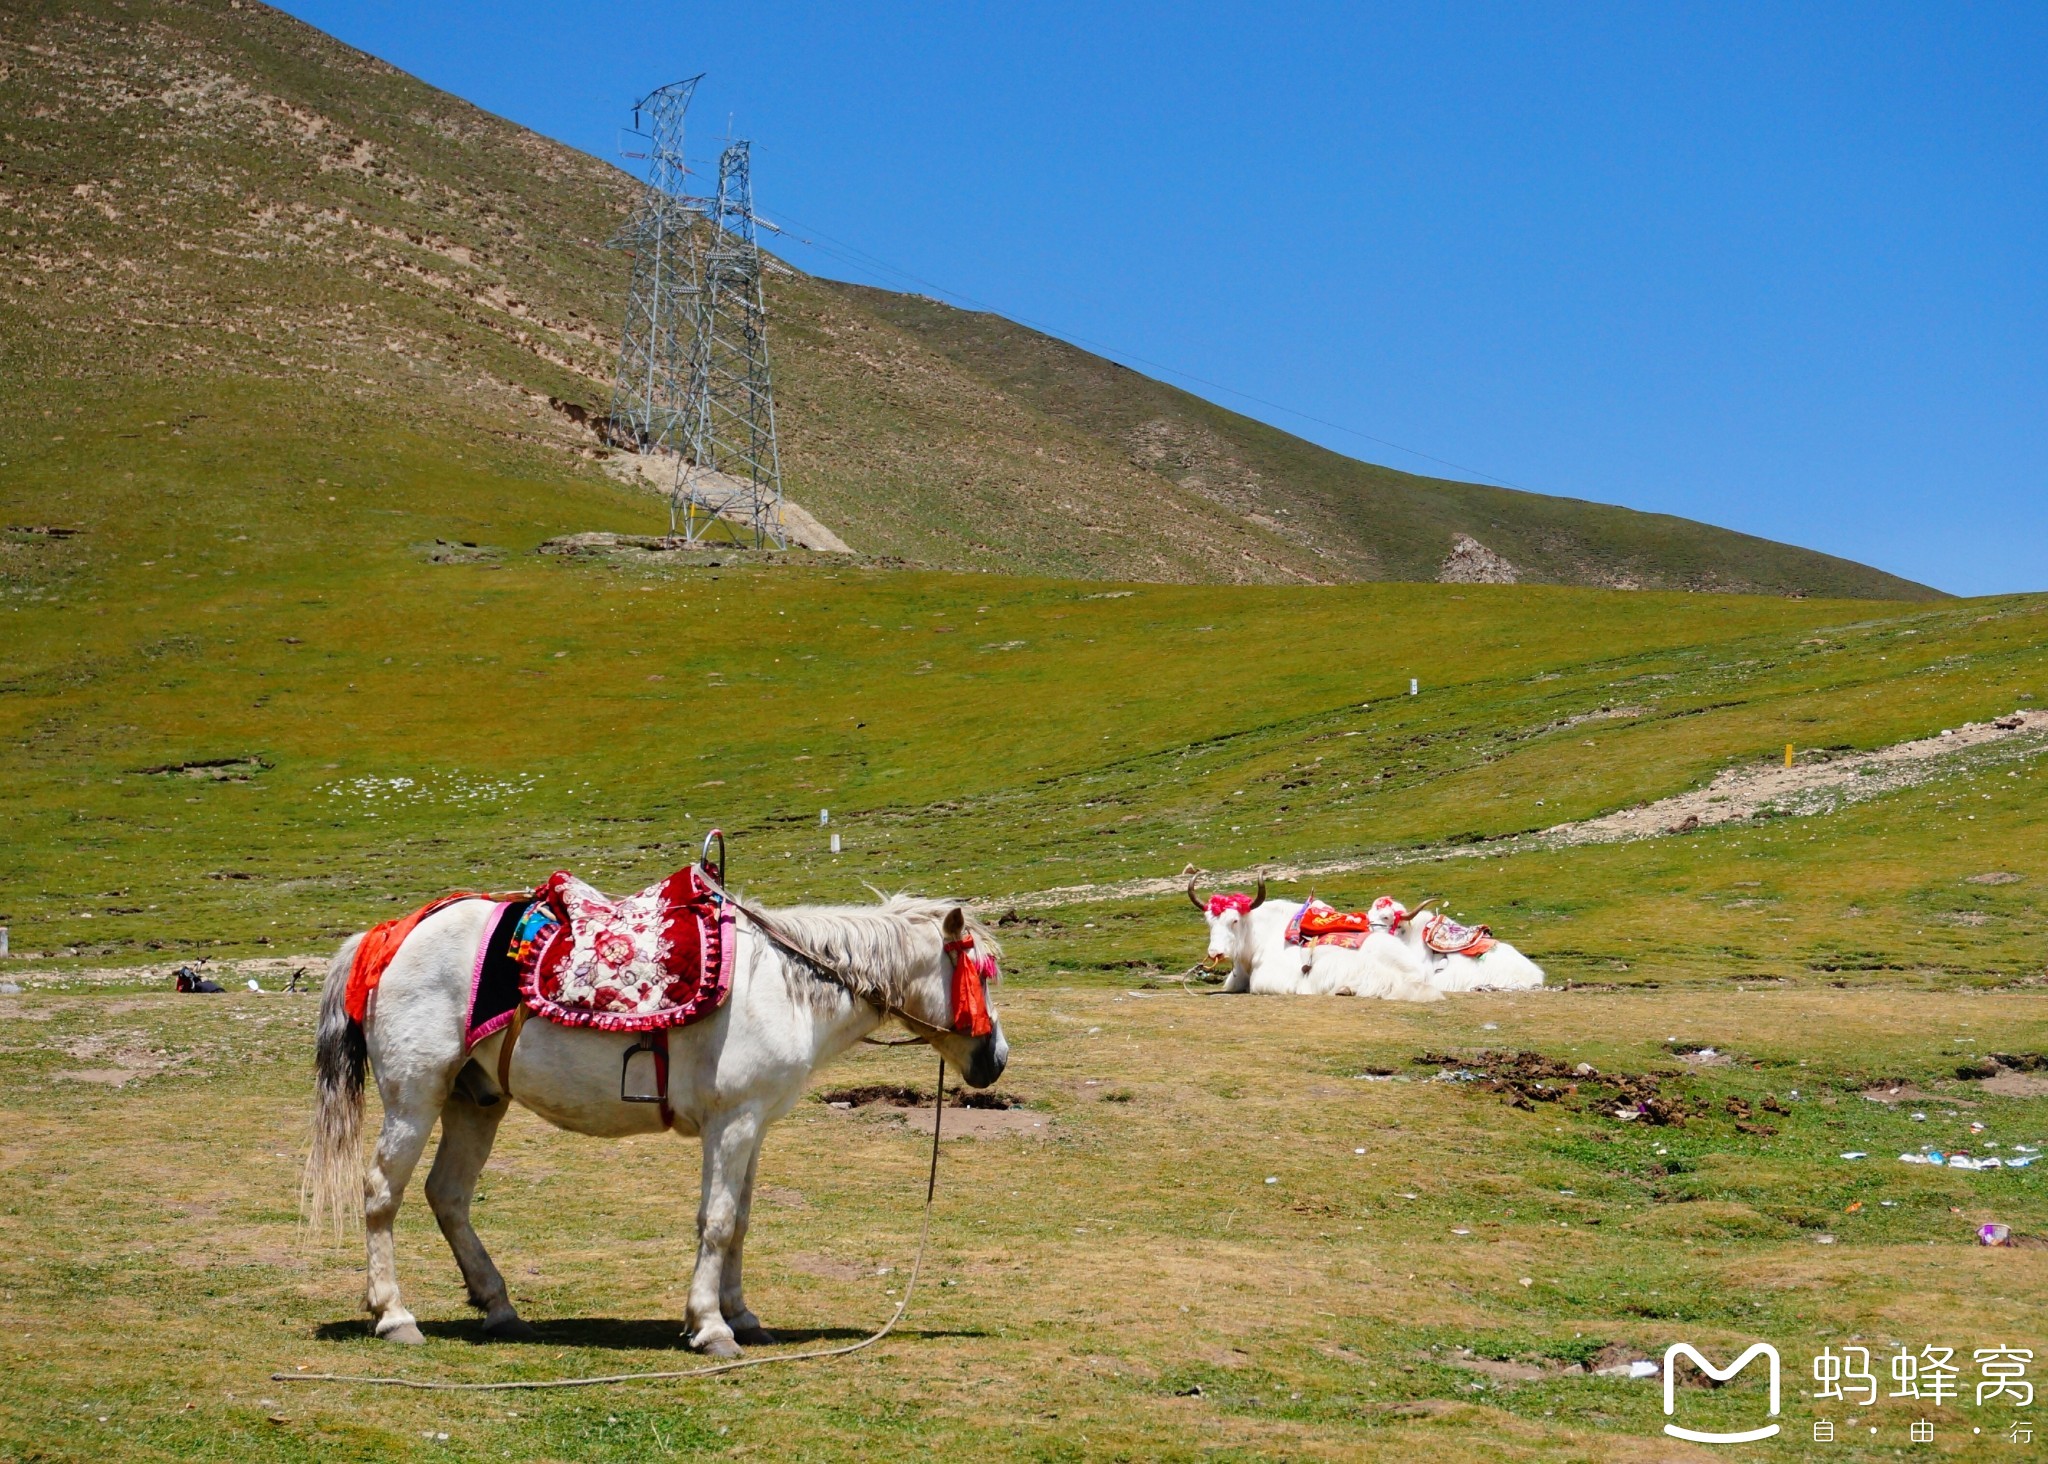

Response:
(0, 0), (1938, 594)
(843, 284), (1939, 598)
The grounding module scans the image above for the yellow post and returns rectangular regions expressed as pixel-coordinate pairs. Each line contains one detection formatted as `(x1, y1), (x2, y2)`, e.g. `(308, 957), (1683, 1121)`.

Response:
(1785, 742), (1794, 768)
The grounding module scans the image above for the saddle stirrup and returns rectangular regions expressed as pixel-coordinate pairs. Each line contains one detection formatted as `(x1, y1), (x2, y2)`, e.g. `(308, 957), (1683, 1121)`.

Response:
(619, 1029), (675, 1130)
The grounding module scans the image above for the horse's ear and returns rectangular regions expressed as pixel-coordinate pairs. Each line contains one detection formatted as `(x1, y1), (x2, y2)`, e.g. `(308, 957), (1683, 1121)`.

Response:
(942, 906), (966, 939)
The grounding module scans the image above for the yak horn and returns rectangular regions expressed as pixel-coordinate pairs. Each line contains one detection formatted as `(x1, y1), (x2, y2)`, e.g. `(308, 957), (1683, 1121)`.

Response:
(1186, 874), (1206, 913)
(1250, 871), (1267, 909)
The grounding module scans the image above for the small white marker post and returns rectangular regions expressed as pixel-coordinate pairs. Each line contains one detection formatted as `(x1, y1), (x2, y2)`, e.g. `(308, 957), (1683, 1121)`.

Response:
(830, 833), (842, 855)
(0, 925), (8, 959)
(1409, 678), (1419, 696)
(819, 808), (830, 826)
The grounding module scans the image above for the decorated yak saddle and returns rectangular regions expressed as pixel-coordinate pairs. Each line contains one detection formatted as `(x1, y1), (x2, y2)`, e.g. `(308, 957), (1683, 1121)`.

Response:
(1284, 897), (1496, 962)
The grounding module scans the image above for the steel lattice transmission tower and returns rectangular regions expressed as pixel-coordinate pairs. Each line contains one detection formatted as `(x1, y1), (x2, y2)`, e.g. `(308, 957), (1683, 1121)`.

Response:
(606, 77), (703, 458)
(673, 138), (786, 547)
(605, 77), (786, 547)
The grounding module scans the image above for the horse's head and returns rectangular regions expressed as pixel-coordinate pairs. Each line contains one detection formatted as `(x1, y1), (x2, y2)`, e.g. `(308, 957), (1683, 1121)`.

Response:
(912, 905), (1009, 1089)
(1187, 870), (1265, 970)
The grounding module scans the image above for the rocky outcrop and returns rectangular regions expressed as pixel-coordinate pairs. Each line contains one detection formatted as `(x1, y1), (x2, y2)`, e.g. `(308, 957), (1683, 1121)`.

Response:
(1438, 534), (1519, 585)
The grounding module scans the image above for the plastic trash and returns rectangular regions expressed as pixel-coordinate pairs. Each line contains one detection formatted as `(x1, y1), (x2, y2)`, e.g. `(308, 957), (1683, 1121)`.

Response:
(1841, 1151), (1869, 1160)
(2009, 1156), (2038, 1168)
(246, 978), (262, 992)
(1911, 1112), (1929, 1122)
(1971, 1122), (1987, 1133)
(1980, 1223), (2012, 1247)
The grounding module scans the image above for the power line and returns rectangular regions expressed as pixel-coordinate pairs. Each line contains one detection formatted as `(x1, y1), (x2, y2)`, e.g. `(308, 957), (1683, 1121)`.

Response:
(758, 208), (1538, 494)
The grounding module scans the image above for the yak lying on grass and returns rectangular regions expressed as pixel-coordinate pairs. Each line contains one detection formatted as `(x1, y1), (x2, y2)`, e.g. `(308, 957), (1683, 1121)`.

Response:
(1186, 874), (1543, 998)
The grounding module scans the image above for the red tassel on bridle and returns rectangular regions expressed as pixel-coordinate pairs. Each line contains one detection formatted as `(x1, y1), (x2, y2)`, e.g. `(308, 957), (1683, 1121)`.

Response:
(944, 935), (995, 1038)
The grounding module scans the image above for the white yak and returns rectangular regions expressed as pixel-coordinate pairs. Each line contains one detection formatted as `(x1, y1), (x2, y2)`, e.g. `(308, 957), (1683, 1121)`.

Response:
(1187, 873), (1442, 1002)
(1370, 896), (1546, 991)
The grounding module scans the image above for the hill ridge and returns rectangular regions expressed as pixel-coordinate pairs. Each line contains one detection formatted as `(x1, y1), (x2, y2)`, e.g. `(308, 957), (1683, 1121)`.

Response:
(0, 0), (1938, 597)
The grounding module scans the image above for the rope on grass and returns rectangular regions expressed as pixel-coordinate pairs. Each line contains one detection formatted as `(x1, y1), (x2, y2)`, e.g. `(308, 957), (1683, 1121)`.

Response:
(274, 1056), (949, 1393)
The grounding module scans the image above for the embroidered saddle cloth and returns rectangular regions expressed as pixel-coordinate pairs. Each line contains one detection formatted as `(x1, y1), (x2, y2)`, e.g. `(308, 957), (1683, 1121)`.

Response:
(463, 868), (736, 1043)
(522, 868), (735, 1031)
(1418, 911), (1496, 958)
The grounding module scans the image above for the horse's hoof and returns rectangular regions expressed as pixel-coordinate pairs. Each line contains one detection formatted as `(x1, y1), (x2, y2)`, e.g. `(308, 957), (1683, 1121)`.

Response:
(380, 1322), (426, 1345)
(731, 1324), (778, 1347)
(694, 1334), (743, 1360)
(483, 1317), (538, 1342)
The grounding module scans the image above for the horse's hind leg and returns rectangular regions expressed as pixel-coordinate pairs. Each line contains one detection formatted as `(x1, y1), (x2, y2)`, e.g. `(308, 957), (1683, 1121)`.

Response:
(425, 1089), (531, 1340)
(363, 1081), (444, 1343)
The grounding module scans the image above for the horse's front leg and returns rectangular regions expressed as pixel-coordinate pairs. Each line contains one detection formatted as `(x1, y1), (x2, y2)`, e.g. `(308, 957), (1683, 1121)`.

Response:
(685, 1106), (763, 1357)
(720, 1130), (775, 1346)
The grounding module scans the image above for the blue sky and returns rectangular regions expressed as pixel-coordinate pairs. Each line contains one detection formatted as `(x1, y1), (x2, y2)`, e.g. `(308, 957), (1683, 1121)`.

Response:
(275, 2), (2046, 595)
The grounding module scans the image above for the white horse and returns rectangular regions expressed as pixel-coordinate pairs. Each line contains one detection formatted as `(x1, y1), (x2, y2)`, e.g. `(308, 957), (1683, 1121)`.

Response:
(1187, 875), (1443, 1002)
(304, 892), (1008, 1357)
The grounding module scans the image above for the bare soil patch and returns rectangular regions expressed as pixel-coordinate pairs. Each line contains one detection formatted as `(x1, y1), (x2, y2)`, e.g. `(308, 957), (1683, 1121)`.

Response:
(1416, 1049), (1697, 1125)
(1979, 1072), (2048, 1098)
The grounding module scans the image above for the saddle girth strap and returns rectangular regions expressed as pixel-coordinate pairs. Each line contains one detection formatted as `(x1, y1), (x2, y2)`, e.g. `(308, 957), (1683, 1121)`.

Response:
(494, 1003), (674, 1130)
(650, 1027), (674, 1131)
(495, 1003), (529, 1104)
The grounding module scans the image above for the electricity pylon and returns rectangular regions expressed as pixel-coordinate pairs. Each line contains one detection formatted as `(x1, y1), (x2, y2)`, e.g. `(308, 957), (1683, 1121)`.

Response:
(673, 139), (786, 547)
(604, 77), (786, 547)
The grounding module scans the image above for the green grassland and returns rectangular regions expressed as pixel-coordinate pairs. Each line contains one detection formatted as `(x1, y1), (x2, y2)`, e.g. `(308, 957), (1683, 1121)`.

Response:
(3, 361), (2047, 1461)
(1, 375), (2039, 971)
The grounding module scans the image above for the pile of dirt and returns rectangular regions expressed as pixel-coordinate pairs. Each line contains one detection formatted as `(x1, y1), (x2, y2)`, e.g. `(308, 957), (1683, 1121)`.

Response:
(816, 1084), (1023, 1111)
(1416, 1049), (1699, 1126)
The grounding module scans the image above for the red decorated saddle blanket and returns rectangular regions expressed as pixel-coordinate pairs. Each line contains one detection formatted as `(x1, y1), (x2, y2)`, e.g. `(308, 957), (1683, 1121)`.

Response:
(1284, 899), (1385, 947)
(460, 867), (735, 1046)
(520, 868), (735, 1032)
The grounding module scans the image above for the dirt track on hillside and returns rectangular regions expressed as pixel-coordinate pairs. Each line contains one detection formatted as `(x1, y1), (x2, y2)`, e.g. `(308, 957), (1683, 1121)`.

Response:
(1009, 707), (2048, 910)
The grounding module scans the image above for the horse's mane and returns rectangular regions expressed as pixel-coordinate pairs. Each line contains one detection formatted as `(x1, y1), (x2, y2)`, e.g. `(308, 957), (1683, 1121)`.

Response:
(743, 893), (1002, 1011)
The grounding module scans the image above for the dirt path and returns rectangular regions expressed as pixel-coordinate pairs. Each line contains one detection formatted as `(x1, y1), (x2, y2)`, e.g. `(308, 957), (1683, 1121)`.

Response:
(1001, 708), (2048, 910)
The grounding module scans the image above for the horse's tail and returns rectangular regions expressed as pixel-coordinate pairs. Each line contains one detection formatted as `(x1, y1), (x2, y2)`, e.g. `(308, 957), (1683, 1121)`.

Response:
(303, 933), (367, 1235)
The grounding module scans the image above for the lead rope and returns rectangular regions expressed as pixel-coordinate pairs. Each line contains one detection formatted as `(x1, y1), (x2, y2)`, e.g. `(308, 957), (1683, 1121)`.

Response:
(274, 1055), (948, 1393)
